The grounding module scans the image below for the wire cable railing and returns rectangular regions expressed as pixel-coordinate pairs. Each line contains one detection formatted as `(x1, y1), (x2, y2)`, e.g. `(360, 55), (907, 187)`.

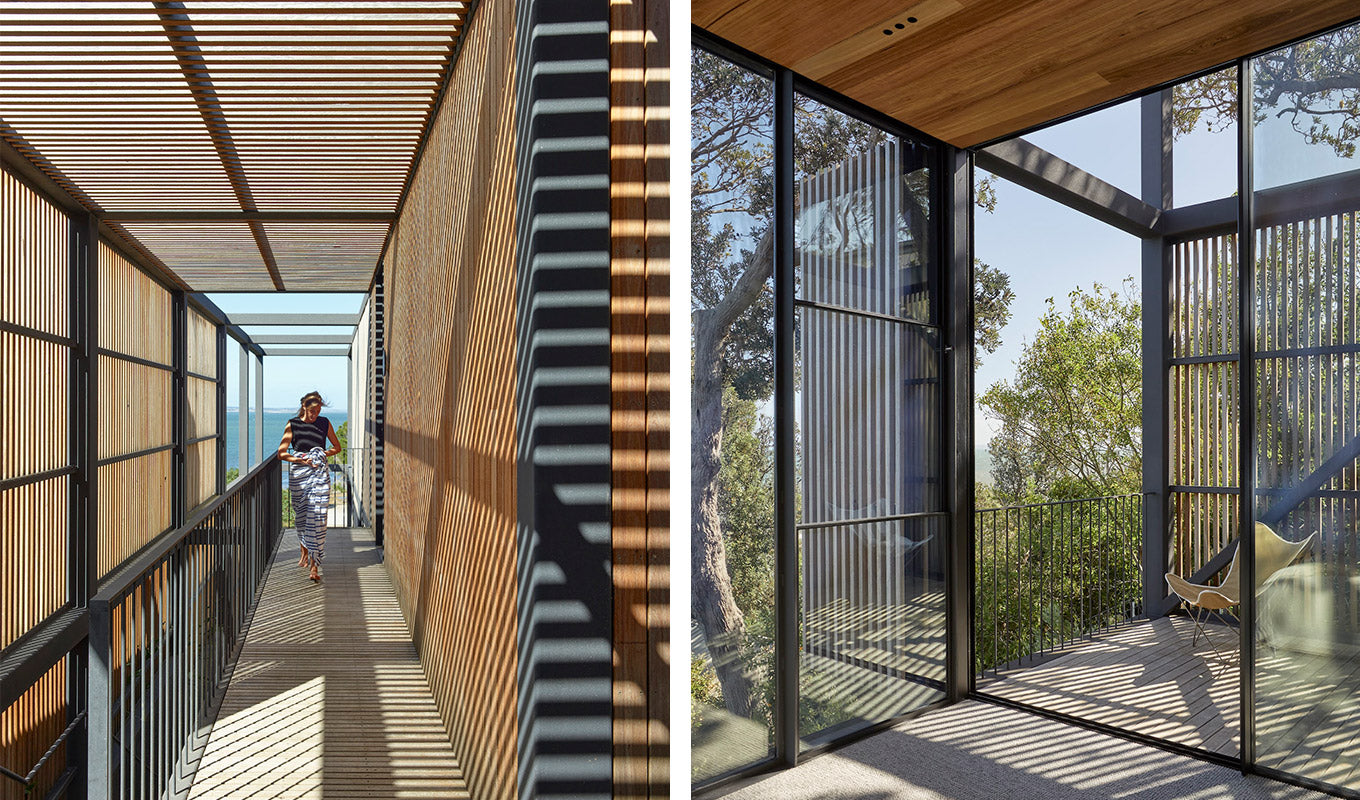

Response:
(86, 455), (282, 800)
(975, 493), (1144, 677)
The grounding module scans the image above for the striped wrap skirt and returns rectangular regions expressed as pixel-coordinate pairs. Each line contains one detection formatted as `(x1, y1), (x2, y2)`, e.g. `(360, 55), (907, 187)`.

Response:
(289, 446), (330, 563)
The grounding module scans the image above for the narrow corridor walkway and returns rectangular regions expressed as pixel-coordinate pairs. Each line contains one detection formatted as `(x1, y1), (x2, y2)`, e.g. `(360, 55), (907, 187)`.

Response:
(187, 528), (471, 799)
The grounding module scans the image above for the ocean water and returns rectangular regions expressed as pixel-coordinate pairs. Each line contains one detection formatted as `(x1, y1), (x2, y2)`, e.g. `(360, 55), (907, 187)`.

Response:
(225, 409), (349, 475)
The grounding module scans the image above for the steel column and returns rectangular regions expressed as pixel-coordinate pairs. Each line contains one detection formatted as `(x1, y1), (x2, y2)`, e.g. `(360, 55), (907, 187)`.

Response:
(70, 210), (99, 799)
(173, 292), (188, 526)
(254, 352), (264, 466)
(217, 325), (227, 495)
(238, 342), (249, 478)
(1141, 89), (1173, 617)
(773, 64), (799, 767)
(944, 146), (975, 700)
(1236, 56), (1258, 771)
(86, 600), (112, 800)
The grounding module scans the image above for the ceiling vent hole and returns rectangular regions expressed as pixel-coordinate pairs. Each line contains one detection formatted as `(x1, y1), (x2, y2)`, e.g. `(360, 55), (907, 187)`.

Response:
(883, 28), (893, 35)
(907, 16), (918, 23)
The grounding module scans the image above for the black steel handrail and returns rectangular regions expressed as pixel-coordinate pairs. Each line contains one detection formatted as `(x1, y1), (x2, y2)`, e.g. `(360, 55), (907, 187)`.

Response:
(87, 454), (283, 800)
(976, 492), (1144, 514)
(975, 492), (1144, 677)
(94, 453), (281, 607)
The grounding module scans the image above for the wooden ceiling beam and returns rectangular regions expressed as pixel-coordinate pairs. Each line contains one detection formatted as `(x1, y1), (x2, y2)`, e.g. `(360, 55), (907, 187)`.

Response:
(152, 1), (284, 290)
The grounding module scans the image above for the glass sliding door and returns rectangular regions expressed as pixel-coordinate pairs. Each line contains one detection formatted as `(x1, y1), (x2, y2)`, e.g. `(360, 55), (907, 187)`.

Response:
(794, 96), (946, 749)
(689, 46), (778, 782)
(1250, 20), (1360, 791)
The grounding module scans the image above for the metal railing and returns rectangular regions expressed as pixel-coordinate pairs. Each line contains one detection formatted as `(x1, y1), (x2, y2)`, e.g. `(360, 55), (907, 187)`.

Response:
(975, 493), (1143, 677)
(86, 454), (282, 799)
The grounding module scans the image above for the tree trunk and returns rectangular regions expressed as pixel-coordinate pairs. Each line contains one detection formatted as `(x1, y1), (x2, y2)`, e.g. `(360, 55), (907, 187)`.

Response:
(691, 228), (774, 719)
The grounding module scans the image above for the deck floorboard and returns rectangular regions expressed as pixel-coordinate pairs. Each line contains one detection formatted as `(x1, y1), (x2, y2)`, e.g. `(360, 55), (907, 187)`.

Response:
(981, 614), (1360, 785)
(187, 527), (470, 800)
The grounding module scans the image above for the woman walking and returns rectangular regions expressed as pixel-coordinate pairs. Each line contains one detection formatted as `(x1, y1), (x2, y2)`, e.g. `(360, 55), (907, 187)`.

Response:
(278, 391), (342, 582)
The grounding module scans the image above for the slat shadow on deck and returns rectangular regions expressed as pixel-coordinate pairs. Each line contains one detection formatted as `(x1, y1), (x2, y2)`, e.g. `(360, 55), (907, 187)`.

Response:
(186, 527), (470, 799)
(981, 614), (1360, 786)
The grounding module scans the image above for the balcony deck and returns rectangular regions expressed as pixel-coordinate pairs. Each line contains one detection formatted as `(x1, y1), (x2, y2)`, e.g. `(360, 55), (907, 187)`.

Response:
(980, 615), (1360, 788)
(185, 527), (470, 799)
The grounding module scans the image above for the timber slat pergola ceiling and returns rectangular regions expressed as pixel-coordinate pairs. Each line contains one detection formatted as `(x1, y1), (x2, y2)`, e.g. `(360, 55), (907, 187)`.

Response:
(1, 0), (464, 291)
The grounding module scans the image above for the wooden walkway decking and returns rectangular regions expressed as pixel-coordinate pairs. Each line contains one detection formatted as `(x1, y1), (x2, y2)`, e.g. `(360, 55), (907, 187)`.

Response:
(186, 527), (471, 799)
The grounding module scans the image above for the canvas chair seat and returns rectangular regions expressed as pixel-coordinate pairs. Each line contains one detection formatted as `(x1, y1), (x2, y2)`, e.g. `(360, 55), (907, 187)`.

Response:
(1163, 522), (1315, 674)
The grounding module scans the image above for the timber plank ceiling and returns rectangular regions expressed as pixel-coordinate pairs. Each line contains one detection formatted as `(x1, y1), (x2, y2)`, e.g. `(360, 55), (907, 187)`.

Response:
(0, 0), (465, 291)
(694, 0), (1360, 147)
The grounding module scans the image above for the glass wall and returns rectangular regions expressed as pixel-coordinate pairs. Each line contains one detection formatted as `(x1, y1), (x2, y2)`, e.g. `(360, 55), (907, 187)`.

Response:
(690, 37), (953, 786)
(1251, 21), (1360, 789)
(689, 46), (777, 783)
(794, 97), (946, 748)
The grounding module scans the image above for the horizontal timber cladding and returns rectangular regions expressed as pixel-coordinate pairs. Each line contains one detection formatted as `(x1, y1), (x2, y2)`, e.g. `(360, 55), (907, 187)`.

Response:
(381, 0), (518, 798)
(1, 168), (71, 651)
(609, 0), (670, 796)
(96, 242), (175, 577)
(0, 658), (67, 800)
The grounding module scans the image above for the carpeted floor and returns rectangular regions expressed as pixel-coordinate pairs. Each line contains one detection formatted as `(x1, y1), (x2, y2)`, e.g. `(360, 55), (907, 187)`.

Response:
(710, 701), (1332, 800)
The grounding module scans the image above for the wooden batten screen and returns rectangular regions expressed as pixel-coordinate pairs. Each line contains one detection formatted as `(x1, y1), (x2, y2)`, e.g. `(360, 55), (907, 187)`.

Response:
(382, 0), (517, 794)
(1, 168), (71, 651)
(186, 308), (218, 510)
(1169, 233), (1240, 578)
(0, 658), (67, 800)
(609, 0), (670, 795)
(1255, 212), (1360, 575)
(97, 242), (174, 577)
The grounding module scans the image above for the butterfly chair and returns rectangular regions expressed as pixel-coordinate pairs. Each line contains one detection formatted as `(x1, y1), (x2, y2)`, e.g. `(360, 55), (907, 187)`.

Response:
(1164, 522), (1315, 676)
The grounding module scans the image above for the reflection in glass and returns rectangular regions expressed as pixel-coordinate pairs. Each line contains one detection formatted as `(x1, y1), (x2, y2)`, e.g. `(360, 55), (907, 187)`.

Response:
(798, 311), (941, 523)
(794, 96), (945, 749)
(1251, 22), (1360, 789)
(689, 47), (777, 783)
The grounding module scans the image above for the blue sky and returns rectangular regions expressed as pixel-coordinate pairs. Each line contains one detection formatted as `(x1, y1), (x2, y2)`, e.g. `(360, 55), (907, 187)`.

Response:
(214, 292), (367, 412)
(973, 79), (1359, 450)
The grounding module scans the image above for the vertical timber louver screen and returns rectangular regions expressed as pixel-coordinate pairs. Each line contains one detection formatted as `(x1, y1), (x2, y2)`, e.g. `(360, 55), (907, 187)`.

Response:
(185, 307), (218, 510)
(1169, 233), (1241, 579)
(1255, 212), (1360, 578)
(609, 0), (670, 794)
(0, 659), (68, 800)
(381, 0), (518, 797)
(0, 168), (70, 650)
(96, 242), (174, 577)
(0, 168), (72, 800)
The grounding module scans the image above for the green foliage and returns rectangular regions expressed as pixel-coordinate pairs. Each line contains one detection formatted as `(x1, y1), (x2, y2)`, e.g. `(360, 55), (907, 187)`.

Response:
(281, 489), (296, 528)
(226, 467), (240, 483)
(981, 280), (1142, 503)
(974, 260), (1014, 368)
(690, 655), (724, 728)
(718, 389), (777, 729)
(973, 496), (1142, 672)
(336, 420), (349, 465)
(975, 281), (1144, 672)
